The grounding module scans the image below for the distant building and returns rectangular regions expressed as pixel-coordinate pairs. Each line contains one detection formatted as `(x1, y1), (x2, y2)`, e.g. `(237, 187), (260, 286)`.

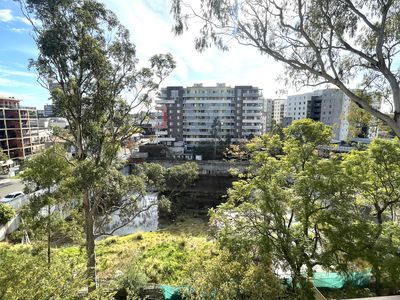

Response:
(38, 117), (68, 129)
(155, 83), (267, 146)
(37, 109), (45, 118)
(44, 104), (55, 117)
(0, 95), (43, 161)
(265, 98), (286, 131)
(285, 89), (351, 141)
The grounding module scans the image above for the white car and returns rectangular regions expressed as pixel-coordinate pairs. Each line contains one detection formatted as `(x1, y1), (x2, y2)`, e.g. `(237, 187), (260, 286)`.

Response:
(0, 191), (24, 203)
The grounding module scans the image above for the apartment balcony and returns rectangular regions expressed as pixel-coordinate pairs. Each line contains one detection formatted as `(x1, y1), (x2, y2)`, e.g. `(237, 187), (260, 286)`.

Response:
(184, 113), (233, 118)
(184, 99), (232, 103)
(183, 132), (212, 136)
(155, 99), (176, 104)
(184, 93), (233, 98)
(242, 125), (262, 130)
(157, 137), (176, 142)
(184, 137), (215, 142)
(243, 111), (263, 116)
(8, 142), (23, 150)
(4, 114), (19, 119)
(241, 92), (262, 97)
(243, 100), (264, 105)
(242, 119), (263, 123)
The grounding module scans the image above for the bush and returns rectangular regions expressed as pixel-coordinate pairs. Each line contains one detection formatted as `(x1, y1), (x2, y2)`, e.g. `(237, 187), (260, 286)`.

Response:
(0, 203), (15, 225)
(0, 246), (86, 300)
(115, 262), (148, 300)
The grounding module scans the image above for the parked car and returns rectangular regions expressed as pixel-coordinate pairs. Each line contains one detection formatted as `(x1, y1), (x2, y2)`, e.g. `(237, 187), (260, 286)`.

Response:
(0, 191), (24, 203)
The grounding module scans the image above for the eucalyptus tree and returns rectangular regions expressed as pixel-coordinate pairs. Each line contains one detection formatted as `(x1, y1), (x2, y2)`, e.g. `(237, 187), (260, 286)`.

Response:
(18, 0), (175, 291)
(21, 145), (73, 266)
(171, 0), (400, 137)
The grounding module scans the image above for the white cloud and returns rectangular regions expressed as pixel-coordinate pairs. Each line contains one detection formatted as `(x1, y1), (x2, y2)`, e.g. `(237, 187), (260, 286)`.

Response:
(0, 77), (36, 88)
(16, 16), (31, 25)
(0, 9), (13, 22)
(102, 0), (289, 100)
(0, 65), (36, 77)
(10, 27), (29, 34)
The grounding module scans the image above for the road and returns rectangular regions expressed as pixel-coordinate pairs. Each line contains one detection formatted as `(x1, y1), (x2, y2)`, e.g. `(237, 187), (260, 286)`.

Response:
(0, 179), (25, 199)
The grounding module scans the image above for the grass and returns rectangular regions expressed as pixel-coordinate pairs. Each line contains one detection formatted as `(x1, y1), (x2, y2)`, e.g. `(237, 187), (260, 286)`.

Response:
(95, 216), (212, 284)
(0, 215), (214, 290)
(57, 215), (214, 285)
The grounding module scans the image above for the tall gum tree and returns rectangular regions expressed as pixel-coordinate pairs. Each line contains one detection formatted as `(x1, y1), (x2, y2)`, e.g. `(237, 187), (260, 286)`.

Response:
(171, 0), (400, 137)
(17, 0), (175, 292)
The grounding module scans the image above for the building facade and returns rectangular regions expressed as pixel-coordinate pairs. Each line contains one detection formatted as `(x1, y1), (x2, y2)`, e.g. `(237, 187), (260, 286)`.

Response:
(0, 96), (42, 161)
(265, 98), (287, 131)
(285, 89), (351, 141)
(44, 104), (55, 117)
(155, 84), (266, 145)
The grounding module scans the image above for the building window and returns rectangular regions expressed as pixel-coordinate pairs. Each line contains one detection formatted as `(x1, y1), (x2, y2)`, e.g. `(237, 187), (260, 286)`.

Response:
(171, 90), (179, 98)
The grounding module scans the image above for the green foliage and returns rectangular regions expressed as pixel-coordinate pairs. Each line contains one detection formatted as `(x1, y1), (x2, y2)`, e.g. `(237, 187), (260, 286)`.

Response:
(223, 143), (249, 161)
(136, 162), (199, 203)
(331, 138), (400, 293)
(0, 245), (86, 300)
(210, 120), (341, 298)
(0, 218), (210, 299)
(0, 148), (8, 163)
(211, 120), (400, 297)
(116, 262), (148, 300)
(347, 91), (382, 139)
(139, 241), (188, 284)
(20, 146), (76, 265)
(21, 145), (72, 193)
(0, 203), (15, 225)
(165, 162), (199, 192)
(182, 248), (283, 300)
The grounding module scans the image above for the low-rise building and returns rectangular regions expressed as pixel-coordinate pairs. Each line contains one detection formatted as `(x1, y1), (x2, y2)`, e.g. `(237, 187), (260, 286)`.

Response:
(0, 95), (43, 161)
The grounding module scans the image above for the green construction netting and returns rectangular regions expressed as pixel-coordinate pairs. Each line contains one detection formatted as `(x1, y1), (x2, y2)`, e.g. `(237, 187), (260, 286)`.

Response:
(313, 272), (371, 289)
(160, 285), (183, 300)
(282, 271), (372, 289)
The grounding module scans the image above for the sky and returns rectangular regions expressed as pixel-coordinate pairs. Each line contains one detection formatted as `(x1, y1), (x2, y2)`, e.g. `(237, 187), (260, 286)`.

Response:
(0, 0), (291, 108)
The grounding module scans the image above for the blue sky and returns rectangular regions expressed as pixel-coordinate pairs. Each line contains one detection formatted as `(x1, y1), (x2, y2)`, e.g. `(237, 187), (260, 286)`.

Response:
(0, 0), (285, 108)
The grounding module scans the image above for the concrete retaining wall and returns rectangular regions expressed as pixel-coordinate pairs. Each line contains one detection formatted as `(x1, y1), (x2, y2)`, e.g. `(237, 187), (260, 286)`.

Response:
(146, 160), (249, 176)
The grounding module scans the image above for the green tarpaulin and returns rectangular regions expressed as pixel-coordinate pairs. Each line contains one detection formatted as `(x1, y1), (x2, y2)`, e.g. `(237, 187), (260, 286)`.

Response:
(160, 285), (182, 300)
(283, 271), (371, 289)
(313, 272), (371, 289)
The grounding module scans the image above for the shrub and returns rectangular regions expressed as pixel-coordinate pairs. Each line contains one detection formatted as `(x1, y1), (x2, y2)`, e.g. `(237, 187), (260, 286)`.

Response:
(115, 262), (148, 300)
(0, 203), (15, 225)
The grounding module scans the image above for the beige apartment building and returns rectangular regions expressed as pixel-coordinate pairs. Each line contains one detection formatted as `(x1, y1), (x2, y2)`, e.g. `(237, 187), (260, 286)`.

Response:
(0, 96), (42, 161)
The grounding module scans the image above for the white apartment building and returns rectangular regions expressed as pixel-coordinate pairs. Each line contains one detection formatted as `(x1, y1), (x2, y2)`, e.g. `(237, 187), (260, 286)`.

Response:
(155, 83), (267, 145)
(285, 89), (351, 141)
(265, 98), (286, 131)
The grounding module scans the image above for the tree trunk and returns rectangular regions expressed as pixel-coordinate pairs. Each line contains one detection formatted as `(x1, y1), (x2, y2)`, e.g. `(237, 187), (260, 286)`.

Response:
(47, 203), (51, 267)
(84, 191), (97, 292)
(374, 266), (382, 296)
